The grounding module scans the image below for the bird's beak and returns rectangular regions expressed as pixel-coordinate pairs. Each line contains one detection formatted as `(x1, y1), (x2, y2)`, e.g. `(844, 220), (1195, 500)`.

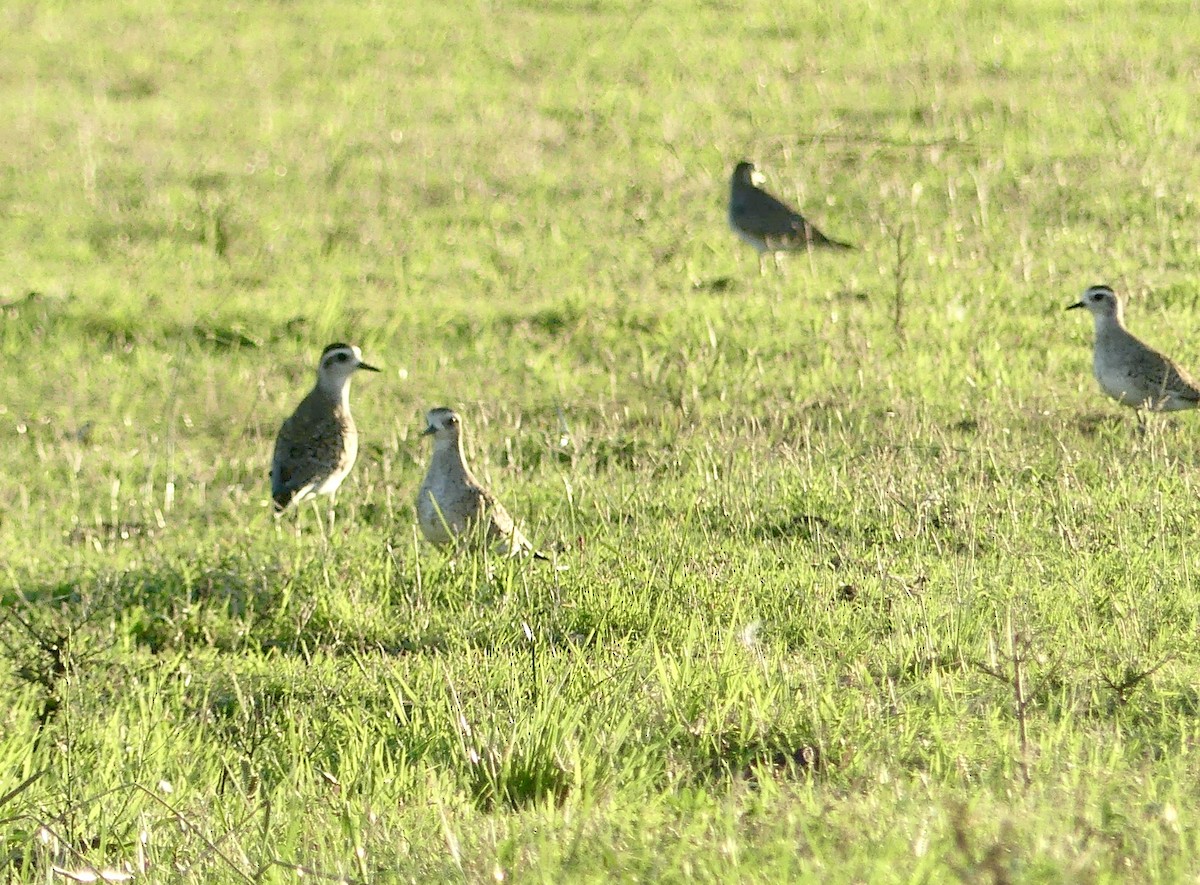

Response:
(421, 425), (436, 436)
(1065, 302), (1084, 311)
(750, 170), (767, 186)
(358, 361), (382, 372)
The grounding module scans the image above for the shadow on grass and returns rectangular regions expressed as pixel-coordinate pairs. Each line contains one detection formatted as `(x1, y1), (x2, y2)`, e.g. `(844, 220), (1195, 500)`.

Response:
(3, 557), (438, 658)
(1, 289), (311, 356)
(675, 726), (824, 786)
(754, 511), (839, 541)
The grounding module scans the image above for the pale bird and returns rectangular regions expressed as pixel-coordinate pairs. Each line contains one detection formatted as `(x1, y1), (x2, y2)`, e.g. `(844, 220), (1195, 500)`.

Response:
(271, 342), (379, 514)
(728, 160), (853, 269)
(416, 407), (546, 558)
(1067, 284), (1200, 425)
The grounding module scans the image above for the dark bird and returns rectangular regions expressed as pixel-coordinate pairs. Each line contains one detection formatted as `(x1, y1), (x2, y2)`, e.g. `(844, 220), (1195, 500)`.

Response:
(728, 161), (853, 269)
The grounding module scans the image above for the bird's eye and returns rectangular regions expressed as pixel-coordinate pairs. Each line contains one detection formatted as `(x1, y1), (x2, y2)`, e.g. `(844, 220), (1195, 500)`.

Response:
(448, 416), (458, 425)
(337, 353), (349, 362)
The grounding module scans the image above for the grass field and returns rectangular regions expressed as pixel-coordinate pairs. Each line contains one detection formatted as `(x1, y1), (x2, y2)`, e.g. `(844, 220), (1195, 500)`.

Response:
(3, 0), (1200, 881)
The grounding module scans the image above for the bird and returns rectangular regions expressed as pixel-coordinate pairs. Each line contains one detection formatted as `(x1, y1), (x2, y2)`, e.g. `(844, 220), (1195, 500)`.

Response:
(1067, 284), (1200, 427)
(270, 342), (379, 516)
(416, 407), (546, 558)
(728, 160), (853, 269)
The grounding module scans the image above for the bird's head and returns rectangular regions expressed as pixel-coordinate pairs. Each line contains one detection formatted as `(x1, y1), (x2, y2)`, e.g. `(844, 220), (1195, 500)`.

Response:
(1067, 285), (1122, 321)
(422, 407), (463, 445)
(732, 161), (764, 187)
(316, 343), (379, 391)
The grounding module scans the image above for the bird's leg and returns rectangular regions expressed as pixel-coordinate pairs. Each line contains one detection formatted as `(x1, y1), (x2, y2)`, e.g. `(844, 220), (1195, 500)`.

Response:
(310, 498), (329, 543)
(804, 241), (818, 275)
(282, 506), (302, 539)
(1135, 410), (1147, 437)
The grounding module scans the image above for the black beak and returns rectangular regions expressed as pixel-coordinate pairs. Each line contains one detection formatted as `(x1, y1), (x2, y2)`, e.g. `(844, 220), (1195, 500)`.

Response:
(358, 361), (381, 372)
(1066, 302), (1084, 311)
(421, 425), (436, 436)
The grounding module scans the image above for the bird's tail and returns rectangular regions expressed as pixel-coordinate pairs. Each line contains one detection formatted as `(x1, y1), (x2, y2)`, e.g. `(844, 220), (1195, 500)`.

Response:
(813, 231), (855, 250)
(802, 222), (855, 251)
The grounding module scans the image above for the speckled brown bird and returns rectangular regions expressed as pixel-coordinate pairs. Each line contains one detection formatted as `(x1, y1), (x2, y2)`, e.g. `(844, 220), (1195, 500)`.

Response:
(416, 407), (545, 558)
(1067, 284), (1200, 425)
(271, 343), (379, 513)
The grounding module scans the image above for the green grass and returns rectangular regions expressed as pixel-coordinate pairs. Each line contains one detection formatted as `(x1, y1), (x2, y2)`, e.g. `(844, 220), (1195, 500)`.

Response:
(3, 0), (1200, 880)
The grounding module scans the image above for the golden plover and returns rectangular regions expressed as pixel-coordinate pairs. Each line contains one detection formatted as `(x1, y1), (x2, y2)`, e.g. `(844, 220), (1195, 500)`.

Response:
(417, 407), (545, 558)
(271, 342), (379, 514)
(729, 160), (853, 269)
(1067, 284), (1200, 425)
